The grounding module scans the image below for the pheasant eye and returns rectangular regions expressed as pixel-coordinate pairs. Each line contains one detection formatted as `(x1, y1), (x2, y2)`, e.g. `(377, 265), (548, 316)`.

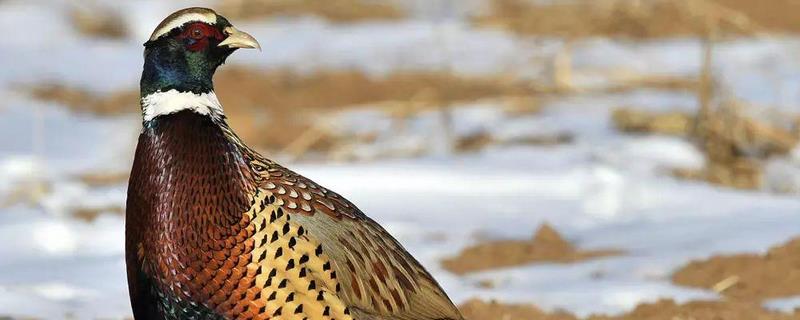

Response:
(190, 27), (205, 40)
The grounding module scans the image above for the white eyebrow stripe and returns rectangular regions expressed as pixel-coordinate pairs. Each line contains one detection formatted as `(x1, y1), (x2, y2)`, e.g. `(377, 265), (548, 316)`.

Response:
(149, 12), (217, 41)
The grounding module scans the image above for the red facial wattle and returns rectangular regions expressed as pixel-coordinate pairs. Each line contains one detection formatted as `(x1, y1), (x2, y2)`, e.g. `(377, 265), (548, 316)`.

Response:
(178, 22), (224, 52)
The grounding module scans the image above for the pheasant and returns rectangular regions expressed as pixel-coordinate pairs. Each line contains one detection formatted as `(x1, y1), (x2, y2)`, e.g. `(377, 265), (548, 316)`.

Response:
(126, 7), (464, 320)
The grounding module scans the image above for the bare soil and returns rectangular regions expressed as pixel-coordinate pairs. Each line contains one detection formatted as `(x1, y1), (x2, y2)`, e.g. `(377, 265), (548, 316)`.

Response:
(460, 299), (577, 320)
(673, 237), (800, 301)
(591, 299), (799, 320)
(442, 223), (622, 275)
(460, 299), (800, 320)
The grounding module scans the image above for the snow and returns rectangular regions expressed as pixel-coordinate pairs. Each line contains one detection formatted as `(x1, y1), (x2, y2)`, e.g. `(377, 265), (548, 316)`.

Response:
(0, 0), (799, 319)
(765, 296), (800, 314)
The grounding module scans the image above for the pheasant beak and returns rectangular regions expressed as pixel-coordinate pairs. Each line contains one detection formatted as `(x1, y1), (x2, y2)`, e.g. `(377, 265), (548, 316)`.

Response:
(218, 26), (261, 51)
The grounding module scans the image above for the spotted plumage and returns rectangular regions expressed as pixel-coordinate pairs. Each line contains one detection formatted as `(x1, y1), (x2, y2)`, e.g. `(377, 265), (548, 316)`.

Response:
(126, 7), (463, 320)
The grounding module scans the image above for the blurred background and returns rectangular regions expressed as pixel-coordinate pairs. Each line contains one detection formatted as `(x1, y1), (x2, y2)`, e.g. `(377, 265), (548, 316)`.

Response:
(1, 0), (800, 319)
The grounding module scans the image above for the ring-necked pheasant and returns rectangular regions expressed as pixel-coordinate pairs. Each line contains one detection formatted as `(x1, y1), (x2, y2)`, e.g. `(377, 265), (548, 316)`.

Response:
(126, 7), (464, 320)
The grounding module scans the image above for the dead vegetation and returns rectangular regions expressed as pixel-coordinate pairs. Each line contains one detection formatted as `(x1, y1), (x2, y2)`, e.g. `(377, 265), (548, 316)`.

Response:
(75, 171), (130, 187)
(612, 109), (694, 137)
(602, 0), (800, 191)
(613, 102), (799, 190)
(473, 0), (768, 39)
(694, 102), (798, 189)
(27, 84), (138, 116)
(442, 223), (622, 275)
(69, 6), (128, 39)
(0, 180), (49, 209)
(672, 237), (800, 302)
(27, 68), (530, 154)
(712, 0), (800, 34)
(454, 128), (572, 153)
(71, 206), (124, 222)
(217, 0), (404, 22)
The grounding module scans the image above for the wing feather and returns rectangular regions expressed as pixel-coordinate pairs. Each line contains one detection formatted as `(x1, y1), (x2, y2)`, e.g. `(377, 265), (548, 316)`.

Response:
(247, 156), (464, 320)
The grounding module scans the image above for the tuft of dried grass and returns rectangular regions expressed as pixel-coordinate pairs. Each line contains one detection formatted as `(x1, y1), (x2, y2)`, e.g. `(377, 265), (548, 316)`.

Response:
(612, 108), (695, 137)
(697, 102), (797, 189)
(217, 0), (404, 22)
(605, 76), (700, 94)
(72, 206), (124, 222)
(442, 223), (622, 275)
(455, 131), (494, 153)
(614, 102), (798, 190)
(76, 171), (130, 187)
(70, 7), (128, 39)
(474, 0), (763, 39)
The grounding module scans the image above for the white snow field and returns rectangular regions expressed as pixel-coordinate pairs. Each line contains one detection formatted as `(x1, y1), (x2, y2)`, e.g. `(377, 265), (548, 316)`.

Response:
(0, 0), (799, 319)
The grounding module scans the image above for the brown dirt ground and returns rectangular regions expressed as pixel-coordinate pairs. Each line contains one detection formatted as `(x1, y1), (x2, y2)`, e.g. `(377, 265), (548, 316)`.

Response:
(216, 0), (404, 22)
(672, 237), (800, 302)
(442, 223), (622, 275)
(460, 299), (577, 320)
(475, 0), (800, 38)
(591, 299), (799, 320)
(460, 299), (800, 320)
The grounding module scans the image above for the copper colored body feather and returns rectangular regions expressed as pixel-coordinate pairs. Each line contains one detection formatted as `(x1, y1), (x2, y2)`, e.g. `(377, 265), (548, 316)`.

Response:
(127, 8), (463, 320)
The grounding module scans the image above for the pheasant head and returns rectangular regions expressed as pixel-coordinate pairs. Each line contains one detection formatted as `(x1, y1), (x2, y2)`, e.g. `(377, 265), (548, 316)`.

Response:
(140, 7), (259, 121)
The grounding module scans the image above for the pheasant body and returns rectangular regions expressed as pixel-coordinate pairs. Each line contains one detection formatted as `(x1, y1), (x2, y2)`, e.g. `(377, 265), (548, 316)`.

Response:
(126, 8), (463, 320)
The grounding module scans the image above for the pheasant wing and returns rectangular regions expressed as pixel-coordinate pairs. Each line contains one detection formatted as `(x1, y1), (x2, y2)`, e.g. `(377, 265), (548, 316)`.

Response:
(249, 157), (463, 320)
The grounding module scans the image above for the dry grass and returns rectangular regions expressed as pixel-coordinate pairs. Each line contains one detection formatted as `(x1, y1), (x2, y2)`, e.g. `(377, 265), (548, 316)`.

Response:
(217, 0), (404, 22)
(672, 237), (800, 302)
(612, 108), (695, 137)
(713, 0), (800, 33)
(455, 129), (573, 153)
(698, 102), (797, 189)
(69, 6), (128, 39)
(474, 0), (765, 39)
(27, 68), (529, 153)
(0, 181), (49, 209)
(27, 84), (138, 116)
(75, 171), (130, 187)
(455, 131), (495, 153)
(72, 206), (124, 222)
(199, 68), (528, 153)
(604, 76), (700, 94)
(442, 223), (622, 275)
(613, 102), (799, 190)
